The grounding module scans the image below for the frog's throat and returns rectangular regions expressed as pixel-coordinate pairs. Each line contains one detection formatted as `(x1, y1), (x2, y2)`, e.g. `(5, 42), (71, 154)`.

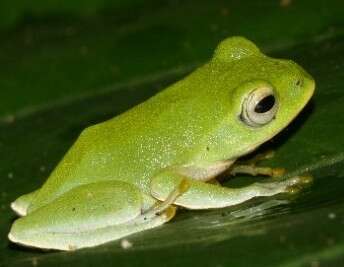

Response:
(176, 159), (235, 182)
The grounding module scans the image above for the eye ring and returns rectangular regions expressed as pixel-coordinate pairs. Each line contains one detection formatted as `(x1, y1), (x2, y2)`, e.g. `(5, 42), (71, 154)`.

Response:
(240, 86), (278, 127)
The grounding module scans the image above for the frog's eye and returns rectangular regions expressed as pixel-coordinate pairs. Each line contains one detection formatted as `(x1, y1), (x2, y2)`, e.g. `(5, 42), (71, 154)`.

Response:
(240, 86), (278, 127)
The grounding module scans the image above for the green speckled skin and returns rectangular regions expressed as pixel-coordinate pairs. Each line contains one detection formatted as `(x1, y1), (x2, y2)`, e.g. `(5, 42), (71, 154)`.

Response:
(8, 37), (315, 251)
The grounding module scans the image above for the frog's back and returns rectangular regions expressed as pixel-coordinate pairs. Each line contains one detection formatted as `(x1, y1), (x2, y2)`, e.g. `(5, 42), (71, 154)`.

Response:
(28, 64), (229, 211)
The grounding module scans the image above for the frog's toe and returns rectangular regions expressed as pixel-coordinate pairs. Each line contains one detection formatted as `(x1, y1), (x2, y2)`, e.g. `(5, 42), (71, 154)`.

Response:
(298, 174), (313, 185)
(286, 184), (303, 195)
(285, 174), (313, 194)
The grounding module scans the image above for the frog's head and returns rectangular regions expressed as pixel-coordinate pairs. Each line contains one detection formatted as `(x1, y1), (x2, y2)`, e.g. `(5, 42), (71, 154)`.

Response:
(205, 37), (315, 161)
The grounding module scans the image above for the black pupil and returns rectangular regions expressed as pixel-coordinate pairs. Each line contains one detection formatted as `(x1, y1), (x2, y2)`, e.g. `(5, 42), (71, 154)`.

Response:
(254, 95), (275, 113)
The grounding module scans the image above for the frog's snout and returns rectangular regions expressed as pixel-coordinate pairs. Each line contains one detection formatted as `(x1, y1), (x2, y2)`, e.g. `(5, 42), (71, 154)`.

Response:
(303, 76), (315, 103)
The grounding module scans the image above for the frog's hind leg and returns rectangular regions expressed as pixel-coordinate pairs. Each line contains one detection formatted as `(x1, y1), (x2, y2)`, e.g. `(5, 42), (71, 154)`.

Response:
(8, 180), (175, 251)
(11, 189), (40, 216)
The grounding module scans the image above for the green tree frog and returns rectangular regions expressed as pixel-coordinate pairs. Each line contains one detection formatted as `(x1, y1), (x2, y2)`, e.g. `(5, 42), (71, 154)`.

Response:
(8, 36), (315, 251)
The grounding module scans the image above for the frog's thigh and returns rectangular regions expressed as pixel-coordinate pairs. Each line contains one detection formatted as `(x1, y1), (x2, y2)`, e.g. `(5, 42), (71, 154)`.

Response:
(151, 172), (311, 209)
(9, 180), (158, 250)
(11, 189), (40, 216)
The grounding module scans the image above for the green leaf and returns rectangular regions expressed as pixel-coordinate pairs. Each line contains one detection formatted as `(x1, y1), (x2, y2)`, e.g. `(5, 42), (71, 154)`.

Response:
(1, 1), (344, 266)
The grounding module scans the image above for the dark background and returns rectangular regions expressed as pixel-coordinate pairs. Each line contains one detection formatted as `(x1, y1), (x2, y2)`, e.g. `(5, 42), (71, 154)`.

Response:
(0, 1), (344, 266)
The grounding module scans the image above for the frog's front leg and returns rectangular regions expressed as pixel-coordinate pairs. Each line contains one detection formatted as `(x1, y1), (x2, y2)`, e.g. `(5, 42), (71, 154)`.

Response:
(230, 164), (285, 177)
(8, 181), (175, 251)
(151, 169), (312, 209)
(230, 151), (285, 177)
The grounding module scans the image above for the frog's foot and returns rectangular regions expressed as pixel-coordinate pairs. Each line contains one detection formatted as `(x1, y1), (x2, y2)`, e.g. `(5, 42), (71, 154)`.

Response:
(11, 190), (39, 217)
(230, 150), (285, 177)
(252, 174), (313, 197)
(8, 181), (176, 251)
(284, 174), (313, 194)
